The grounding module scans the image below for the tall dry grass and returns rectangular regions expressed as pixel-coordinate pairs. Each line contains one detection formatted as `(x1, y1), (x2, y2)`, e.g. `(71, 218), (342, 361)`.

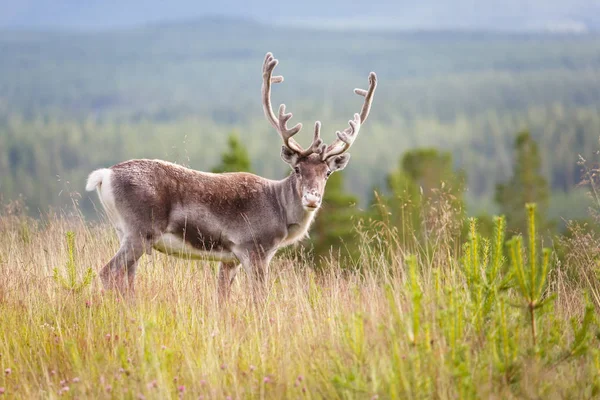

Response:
(0, 198), (598, 399)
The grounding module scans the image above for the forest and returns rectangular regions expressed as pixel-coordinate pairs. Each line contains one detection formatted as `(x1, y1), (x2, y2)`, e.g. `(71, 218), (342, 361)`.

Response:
(1, 20), (599, 221)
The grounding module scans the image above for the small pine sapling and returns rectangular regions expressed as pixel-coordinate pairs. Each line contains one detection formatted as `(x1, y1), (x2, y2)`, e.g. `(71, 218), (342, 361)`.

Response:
(460, 216), (509, 333)
(507, 203), (553, 347)
(566, 300), (596, 359)
(53, 231), (95, 293)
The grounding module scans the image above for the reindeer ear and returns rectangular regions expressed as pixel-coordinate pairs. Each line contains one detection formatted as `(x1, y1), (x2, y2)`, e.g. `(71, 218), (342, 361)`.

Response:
(327, 153), (351, 172)
(281, 146), (299, 167)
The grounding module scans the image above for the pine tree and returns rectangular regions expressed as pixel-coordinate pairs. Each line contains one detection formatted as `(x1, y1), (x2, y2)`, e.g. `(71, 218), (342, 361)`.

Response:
(495, 131), (550, 235)
(400, 148), (465, 206)
(211, 132), (252, 173)
(374, 148), (466, 245)
(311, 172), (360, 264)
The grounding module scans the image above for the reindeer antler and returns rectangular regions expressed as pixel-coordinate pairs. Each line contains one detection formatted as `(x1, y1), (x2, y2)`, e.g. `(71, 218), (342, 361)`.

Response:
(262, 52), (324, 157)
(322, 72), (377, 159)
(262, 53), (376, 160)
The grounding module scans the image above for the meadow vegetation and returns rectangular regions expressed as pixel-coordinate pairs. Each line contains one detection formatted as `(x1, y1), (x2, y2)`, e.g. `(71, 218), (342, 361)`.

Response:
(0, 186), (598, 398)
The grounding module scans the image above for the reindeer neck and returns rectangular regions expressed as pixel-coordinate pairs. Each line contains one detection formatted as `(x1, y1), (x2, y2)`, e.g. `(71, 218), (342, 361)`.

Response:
(274, 173), (315, 226)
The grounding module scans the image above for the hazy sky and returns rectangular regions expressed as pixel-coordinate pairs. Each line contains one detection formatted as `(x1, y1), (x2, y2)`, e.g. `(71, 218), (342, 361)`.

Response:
(1, 0), (598, 31)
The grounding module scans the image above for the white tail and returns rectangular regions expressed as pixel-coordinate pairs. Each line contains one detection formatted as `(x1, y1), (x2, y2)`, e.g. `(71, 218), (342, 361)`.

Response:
(86, 169), (110, 191)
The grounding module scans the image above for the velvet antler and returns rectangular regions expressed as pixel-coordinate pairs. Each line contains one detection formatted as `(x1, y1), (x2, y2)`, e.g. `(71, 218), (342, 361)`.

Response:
(322, 72), (377, 159)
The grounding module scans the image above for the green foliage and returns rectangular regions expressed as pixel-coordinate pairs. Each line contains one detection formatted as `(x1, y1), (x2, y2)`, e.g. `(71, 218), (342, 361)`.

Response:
(310, 172), (360, 263)
(491, 298), (520, 380)
(460, 216), (509, 333)
(496, 131), (551, 235)
(567, 301), (596, 359)
(211, 132), (252, 173)
(507, 203), (553, 347)
(459, 216), (523, 381)
(401, 149), (465, 202)
(52, 231), (95, 293)
(375, 148), (465, 250)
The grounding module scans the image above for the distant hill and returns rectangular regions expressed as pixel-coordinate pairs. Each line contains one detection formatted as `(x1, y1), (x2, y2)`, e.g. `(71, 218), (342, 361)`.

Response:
(1, 1), (599, 32)
(2, 18), (599, 120)
(1, 17), (599, 217)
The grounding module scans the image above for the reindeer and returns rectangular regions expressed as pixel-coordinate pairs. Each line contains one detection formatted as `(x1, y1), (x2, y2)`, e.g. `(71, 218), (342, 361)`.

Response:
(86, 52), (377, 298)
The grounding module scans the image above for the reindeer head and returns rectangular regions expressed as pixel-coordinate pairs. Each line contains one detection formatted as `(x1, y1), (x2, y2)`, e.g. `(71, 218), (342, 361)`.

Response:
(280, 144), (351, 210)
(261, 52), (377, 211)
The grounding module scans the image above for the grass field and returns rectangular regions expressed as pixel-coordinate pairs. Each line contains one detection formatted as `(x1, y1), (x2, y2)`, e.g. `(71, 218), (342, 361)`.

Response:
(0, 201), (599, 399)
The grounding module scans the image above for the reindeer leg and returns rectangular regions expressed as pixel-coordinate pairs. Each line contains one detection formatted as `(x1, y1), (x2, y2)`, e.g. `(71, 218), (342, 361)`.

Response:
(218, 261), (241, 303)
(126, 260), (140, 293)
(238, 249), (274, 305)
(100, 237), (146, 293)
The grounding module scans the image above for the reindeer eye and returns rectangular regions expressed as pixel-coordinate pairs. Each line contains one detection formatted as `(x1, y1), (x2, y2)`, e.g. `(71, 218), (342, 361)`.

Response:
(294, 167), (300, 174)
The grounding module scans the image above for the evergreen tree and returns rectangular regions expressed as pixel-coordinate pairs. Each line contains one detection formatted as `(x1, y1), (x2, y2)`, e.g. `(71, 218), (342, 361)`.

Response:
(384, 166), (421, 242)
(374, 148), (466, 246)
(495, 131), (550, 235)
(211, 132), (252, 173)
(310, 172), (360, 264)
(400, 148), (465, 205)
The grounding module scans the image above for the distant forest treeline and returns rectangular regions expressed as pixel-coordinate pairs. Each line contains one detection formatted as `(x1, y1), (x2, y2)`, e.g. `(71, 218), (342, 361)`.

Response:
(0, 20), (599, 218)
